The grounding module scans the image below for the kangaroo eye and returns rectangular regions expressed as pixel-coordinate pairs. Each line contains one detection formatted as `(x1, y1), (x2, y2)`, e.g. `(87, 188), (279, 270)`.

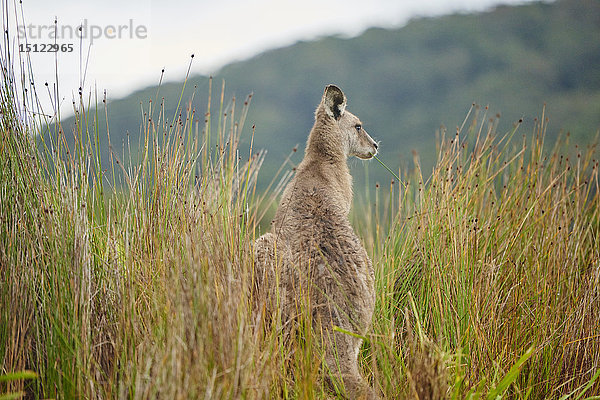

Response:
(355, 124), (362, 132)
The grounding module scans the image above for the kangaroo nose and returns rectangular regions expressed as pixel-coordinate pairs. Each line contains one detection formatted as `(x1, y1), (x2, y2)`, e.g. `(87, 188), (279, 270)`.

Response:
(373, 142), (378, 150)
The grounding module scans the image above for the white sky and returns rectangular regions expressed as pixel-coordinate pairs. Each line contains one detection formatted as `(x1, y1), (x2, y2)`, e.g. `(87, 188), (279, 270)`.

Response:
(4, 0), (542, 117)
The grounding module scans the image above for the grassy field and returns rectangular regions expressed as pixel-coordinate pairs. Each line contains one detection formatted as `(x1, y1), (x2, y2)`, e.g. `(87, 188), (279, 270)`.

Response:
(2, 30), (600, 400)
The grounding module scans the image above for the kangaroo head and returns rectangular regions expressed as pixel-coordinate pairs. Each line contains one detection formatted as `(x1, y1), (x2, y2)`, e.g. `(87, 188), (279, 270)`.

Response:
(321, 85), (378, 160)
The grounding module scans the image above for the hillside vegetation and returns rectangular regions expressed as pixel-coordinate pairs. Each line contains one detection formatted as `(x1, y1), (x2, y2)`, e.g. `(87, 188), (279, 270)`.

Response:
(59, 0), (600, 186)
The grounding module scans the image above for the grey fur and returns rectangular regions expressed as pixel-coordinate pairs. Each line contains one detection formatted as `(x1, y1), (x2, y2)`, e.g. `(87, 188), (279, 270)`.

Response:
(254, 85), (379, 399)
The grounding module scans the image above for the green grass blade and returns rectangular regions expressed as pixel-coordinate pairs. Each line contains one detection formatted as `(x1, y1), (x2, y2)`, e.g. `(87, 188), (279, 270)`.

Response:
(558, 368), (600, 400)
(373, 155), (405, 188)
(0, 371), (38, 383)
(486, 347), (533, 400)
(0, 392), (26, 400)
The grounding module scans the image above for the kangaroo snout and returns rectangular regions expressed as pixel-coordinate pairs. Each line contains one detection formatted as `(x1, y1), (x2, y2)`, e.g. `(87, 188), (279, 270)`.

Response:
(358, 130), (378, 159)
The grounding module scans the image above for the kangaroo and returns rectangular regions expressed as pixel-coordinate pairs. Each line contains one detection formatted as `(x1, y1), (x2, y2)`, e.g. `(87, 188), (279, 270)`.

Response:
(254, 85), (379, 399)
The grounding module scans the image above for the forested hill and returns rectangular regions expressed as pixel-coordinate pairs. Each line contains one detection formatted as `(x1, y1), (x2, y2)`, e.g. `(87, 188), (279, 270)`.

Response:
(59, 0), (600, 185)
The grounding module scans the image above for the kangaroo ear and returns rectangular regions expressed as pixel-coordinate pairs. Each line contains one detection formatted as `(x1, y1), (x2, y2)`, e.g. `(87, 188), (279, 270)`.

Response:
(322, 85), (347, 120)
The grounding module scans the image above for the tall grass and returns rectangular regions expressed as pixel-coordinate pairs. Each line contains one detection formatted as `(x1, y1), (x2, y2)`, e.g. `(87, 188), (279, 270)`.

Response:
(2, 14), (600, 400)
(1, 27), (274, 396)
(359, 107), (600, 398)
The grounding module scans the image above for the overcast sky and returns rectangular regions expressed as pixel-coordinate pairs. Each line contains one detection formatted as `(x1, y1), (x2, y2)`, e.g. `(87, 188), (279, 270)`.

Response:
(5, 0), (543, 117)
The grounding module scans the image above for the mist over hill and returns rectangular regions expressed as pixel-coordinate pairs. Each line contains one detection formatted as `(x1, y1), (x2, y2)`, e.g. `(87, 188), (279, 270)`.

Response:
(59, 0), (600, 187)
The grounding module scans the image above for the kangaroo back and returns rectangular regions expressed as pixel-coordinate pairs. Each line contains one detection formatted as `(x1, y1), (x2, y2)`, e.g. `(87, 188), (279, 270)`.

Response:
(254, 85), (379, 399)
